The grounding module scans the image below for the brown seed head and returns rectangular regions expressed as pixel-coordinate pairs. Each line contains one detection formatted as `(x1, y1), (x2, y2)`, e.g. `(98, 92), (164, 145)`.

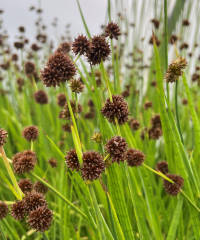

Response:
(165, 57), (187, 83)
(48, 158), (57, 168)
(105, 22), (121, 40)
(34, 181), (48, 195)
(70, 79), (84, 93)
(129, 118), (140, 130)
(56, 42), (71, 54)
(27, 206), (53, 232)
(105, 136), (127, 163)
(72, 35), (90, 55)
(65, 149), (80, 171)
(24, 61), (35, 76)
(57, 93), (66, 107)
(22, 126), (39, 142)
(126, 148), (145, 167)
(87, 35), (110, 65)
(41, 52), (76, 87)
(34, 90), (48, 104)
(101, 95), (129, 125)
(12, 150), (37, 175)
(11, 200), (27, 220)
(24, 191), (47, 213)
(0, 202), (8, 219)
(163, 174), (184, 196)
(81, 151), (105, 181)
(0, 128), (8, 146)
(18, 179), (33, 193)
(156, 161), (168, 174)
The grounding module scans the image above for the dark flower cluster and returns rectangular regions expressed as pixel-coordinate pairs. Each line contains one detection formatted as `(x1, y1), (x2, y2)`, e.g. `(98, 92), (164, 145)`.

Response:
(18, 178), (33, 194)
(163, 174), (184, 196)
(34, 90), (48, 104)
(0, 202), (8, 219)
(72, 35), (90, 56)
(57, 93), (66, 107)
(12, 150), (37, 174)
(87, 35), (110, 65)
(81, 151), (105, 181)
(22, 125), (39, 142)
(105, 136), (127, 163)
(11, 190), (52, 232)
(156, 161), (168, 174)
(0, 128), (7, 146)
(101, 95), (129, 125)
(41, 52), (76, 87)
(165, 57), (187, 83)
(65, 149), (80, 171)
(70, 78), (84, 93)
(148, 114), (162, 140)
(104, 22), (121, 39)
(126, 149), (145, 167)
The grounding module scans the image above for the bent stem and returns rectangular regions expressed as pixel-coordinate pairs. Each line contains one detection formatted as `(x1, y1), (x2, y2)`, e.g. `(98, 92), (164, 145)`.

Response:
(30, 172), (87, 219)
(143, 163), (200, 213)
(0, 147), (24, 200)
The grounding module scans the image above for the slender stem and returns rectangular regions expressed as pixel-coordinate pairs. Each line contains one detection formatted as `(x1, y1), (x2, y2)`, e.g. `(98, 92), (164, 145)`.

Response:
(164, 0), (169, 101)
(0, 147), (24, 200)
(181, 190), (200, 213)
(175, 80), (184, 143)
(30, 172), (87, 219)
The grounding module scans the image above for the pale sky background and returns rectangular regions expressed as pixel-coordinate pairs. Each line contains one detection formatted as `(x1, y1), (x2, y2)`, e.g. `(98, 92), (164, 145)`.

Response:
(1, 0), (108, 42)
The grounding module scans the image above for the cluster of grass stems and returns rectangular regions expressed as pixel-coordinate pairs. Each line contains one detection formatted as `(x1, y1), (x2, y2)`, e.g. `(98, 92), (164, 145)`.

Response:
(0, 0), (200, 239)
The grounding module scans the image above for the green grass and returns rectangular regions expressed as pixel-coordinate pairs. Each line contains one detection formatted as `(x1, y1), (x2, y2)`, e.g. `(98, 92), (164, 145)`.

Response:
(0, 0), (200, 239)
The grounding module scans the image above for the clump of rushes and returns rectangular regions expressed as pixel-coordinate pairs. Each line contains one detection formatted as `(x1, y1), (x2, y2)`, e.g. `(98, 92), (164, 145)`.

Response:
(104, 22), (121, 39)
(163, 174), (184, 196)
(34, 181), (48, 195)
(0, 202), (9, 219)
(105, 136), (127, 163)
(0, 128), (8, 146)
(57, 93), (66, 107)
(165, 57), (187, 83)
(126, 149), (145, 167)
(41, 52), (76, 87)
(65, 149), (80, 171)
(34, 90), (48, 104)
(156, 161), (168, 174)
(81, 151), (105, 181)
(24, 61), (35, 77)
(12, 150), (37, 175)
(11, 200), (27, 220)
(101, 95), (129, 125)
(56, 42), (71, 54)
(70, 78), (84, 93)
(59, 101), (82, 119)
(87, 35), (110, 65)
(24, 191), (47, 213)
(72, 35), (90, 56)
(48, 158), (57, 168)
(18, 179), (33, 193)
(27, 206), (53, 232)
(22, 125), (39, 142)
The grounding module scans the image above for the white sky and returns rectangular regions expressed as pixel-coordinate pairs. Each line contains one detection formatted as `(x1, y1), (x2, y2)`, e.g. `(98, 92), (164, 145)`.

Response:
(1, 0), (108, 41)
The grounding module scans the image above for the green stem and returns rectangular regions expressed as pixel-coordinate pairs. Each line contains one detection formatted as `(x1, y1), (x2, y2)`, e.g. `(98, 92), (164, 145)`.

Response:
(30, 172), (87, 219)
(0, 147), (24, 200)
(175, 80), (184, 143)
(164, 0), (169, 101)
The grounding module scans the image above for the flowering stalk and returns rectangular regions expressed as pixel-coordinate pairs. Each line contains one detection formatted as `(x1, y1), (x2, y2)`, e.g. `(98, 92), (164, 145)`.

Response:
(0, 147), (24, 200)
